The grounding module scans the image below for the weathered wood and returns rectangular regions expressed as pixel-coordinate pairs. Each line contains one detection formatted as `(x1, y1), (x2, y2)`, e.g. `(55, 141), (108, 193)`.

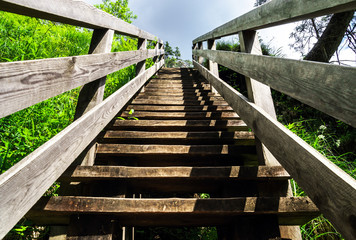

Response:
(102, 130), (253, 142)
(27, 196), (319, 226)
(60, 166), (289, 181)
(135, 95), (224, 101)
(239, 30), (280, 167)
(136, 38), (147, 76)
(0, 0), (162, 42)
(193, 60), (356, 239)
(112, 119), (249, 131)
(193, 49), (356, 127)
(0, 49), (164, 118)
(193, 0), (356, 43)
(0, 59), (164, 239)
(96, 144), (255, 155)
(126, 105), (233, 111)
(120, 111), (239, 119)
(131, 99), (229, 106)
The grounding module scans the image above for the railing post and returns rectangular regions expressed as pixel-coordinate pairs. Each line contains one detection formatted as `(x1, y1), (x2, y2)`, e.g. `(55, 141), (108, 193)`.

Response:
(73, 28), (114, 165)
(197, 42), (204, 65)
(192, 43), (197, 62)
(136, 38), (147, 76)
(207, 39), (219, 94)
(239, 30), (302, 240)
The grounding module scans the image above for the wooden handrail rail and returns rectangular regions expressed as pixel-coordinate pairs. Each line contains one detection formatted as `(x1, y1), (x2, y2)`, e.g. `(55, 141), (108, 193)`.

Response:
(0, 49), (164, 118)
(193, 0), (356, 44)
(0, 59), (165, 239)
(193, 60), (356, 240)
(0, 0), (163, 43)
(193, 49), (356, 127)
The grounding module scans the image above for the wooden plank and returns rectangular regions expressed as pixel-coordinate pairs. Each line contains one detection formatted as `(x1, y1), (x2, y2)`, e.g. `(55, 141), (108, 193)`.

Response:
(0, 0), (163, 43)
(0, 49), (164, 118)
(0, 59), (164, 239)
(27, 196), (319, 225)
(193, 49), (356, 127)
(60, 166), (289, 181)
(193, 60), (356, 240)
(135, 95), (224, 101)
(125, 105), (233, 111)
(120, 111), (239, 119)
(112, 119), (248, 131)
(193, 0), (356, 43)
(131, 99), (229, 106)
(96, 144), (255, 155)
(102, 131), (253, 140)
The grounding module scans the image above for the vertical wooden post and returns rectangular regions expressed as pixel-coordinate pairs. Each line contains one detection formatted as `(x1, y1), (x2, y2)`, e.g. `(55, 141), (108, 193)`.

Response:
(136, 38), (147, 76)
(207, 39), (219, 94)
(192, 43), (197, 62)
(239, 30), (302, 240)
(73, 28), (114, 166)
(197, 42), (204, 65)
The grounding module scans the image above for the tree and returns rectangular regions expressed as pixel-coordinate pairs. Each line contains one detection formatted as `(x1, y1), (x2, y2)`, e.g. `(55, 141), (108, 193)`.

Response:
(254, 0), (355, 63)
(95, 0), (137, 23)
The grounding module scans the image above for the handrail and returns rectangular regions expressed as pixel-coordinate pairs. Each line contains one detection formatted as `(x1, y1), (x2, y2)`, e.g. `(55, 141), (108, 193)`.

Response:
(0, 0), (163, 43)
(193, 0), (356, 43)
(193, 49), (356, 127)
(192, 0), (356, 239)
(0, 1), (165, 238)
(0, 49), (164, 118)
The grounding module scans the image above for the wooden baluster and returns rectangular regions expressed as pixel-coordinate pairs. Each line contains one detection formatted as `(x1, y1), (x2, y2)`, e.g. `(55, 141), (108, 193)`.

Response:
(192, 43), (197, 62)
(239, 30), (302, 240)
(136, 38), (147, 76)
(197, 42), (204, 65)
(207, 39), (219, 94)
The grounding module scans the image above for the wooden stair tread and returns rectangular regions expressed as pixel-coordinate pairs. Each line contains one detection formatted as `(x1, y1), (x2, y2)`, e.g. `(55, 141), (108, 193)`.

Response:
(120, 111), (239, 119)
(125, 105), (233, 111)
(96, 144), (256, 155)
(131, 99), (229, 106)
(60, 166), (290, 181)
(135, 95), (224, 101)
(27, 197), (319, 226)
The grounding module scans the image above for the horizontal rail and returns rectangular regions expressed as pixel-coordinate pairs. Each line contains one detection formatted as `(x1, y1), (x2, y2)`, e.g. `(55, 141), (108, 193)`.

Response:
(0, 49), (164, 118)
(0, 0), (163, 43)
(193, 60), (356, 240)
(193, 49), (356, 127)
(0, 58), (164, 239)
(193, 0), (356, 43)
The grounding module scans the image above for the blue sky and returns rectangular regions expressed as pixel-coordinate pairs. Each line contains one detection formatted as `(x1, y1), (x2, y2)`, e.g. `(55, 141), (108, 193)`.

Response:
(84, 0), (355, 64)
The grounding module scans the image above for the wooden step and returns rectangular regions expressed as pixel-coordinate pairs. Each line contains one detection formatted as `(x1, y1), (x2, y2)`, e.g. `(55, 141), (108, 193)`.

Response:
(136, 91), (218, 97)
(120, 111), (239, 120)
(131, 99), (229, 106)
(135, 95), (224, 101)
(27, 197), (319, 226)
(96, 144), (256, 156)
(125, 105), (234, 112)
(141, 88), (212, 93)
(110, 120), (248, 131)
(99, 130), (254, 144)
(60, 166), (289, 181)
(145, 83), (210, 89)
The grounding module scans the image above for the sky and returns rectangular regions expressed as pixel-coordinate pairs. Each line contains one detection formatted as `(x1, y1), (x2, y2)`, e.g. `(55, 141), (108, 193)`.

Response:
(84, 0), (355, 64)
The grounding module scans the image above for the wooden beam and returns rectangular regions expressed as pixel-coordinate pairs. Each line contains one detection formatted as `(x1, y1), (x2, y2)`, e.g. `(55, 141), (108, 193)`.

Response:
(193, 49), (356, 127)
(0, 0), (163, 43)
(193, 0), (356, 43)
(27, 196), (319, 226)
(0, 59), (164, 239)
(193, 60), (356, 240)
(136, 38), (147, 76)
(0, 49), (164, 118)
(60, 166), (290, 181)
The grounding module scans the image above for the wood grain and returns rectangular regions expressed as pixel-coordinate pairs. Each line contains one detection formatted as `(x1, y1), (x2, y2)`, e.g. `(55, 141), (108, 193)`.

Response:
(0, 59), (164, 239)
(0, 0), (162, 42)
(193, 0), (356, 43)
(193, 49), (356, 127)
(193, 60), (356, 239)
(0, 49), (164, 118)
(60, 166), (290, 181)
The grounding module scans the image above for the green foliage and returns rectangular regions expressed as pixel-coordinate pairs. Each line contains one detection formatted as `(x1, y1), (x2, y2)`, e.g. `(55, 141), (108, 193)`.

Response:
(95, 0), (137, 23)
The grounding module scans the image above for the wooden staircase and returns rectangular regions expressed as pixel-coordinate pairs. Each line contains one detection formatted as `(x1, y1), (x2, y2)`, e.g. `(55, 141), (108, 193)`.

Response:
(26, 68), (319, 239)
